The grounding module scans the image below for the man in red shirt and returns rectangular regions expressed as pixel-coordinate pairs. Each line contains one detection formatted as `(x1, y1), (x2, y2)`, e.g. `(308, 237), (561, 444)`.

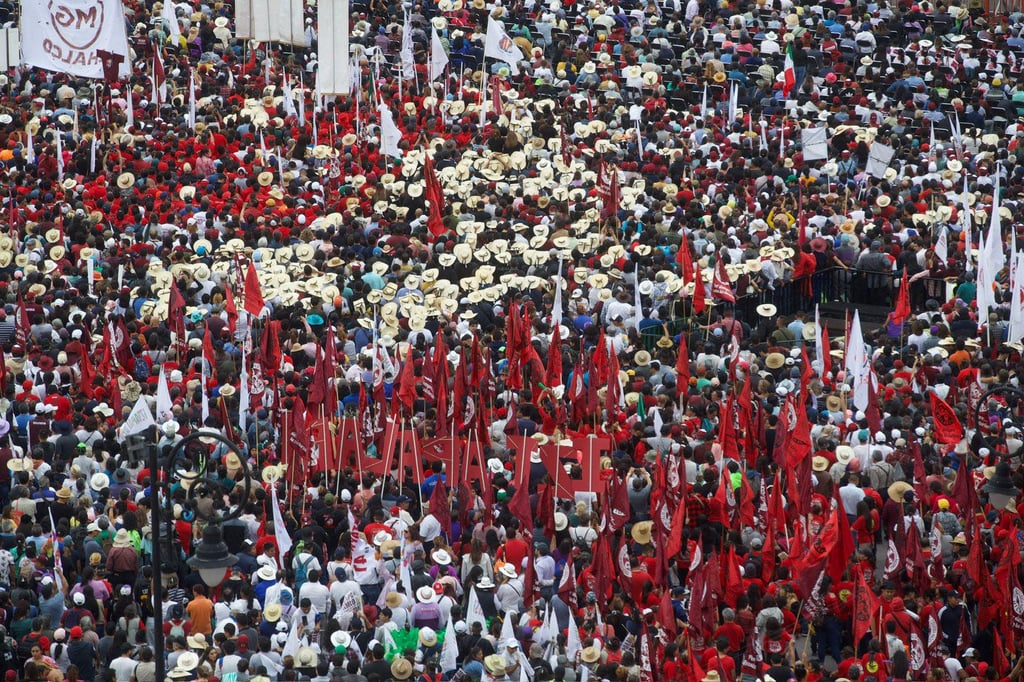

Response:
(497, 526), (530, 573)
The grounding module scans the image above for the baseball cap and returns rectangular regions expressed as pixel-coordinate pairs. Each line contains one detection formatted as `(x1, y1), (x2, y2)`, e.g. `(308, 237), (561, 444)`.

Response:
(72, 592), (85, 605)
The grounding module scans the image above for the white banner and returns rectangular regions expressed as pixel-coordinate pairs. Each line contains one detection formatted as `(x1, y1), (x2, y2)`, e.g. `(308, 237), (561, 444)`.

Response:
(235, 0), (273, 41)
(801, 126), (829, 161)
(317, 0), (350, 95)
(274, 0), (305, 46)
(866, 142), (895, 179)
(0, 28), (20, 72)
(20, 0), (130, 79)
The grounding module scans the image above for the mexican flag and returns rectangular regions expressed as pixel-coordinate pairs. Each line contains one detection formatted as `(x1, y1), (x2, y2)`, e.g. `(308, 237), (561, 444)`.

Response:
(782, 43), (796, 97)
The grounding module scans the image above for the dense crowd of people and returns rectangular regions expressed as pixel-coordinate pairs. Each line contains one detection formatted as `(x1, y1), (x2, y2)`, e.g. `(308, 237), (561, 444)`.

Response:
(0, 0), (1023, 679)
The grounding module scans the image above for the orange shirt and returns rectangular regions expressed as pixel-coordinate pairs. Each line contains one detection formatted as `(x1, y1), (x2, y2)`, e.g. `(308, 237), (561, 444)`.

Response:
(186, 595), (214, 635)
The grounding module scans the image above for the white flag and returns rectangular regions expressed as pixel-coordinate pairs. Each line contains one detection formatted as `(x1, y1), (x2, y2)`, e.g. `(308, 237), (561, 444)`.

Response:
(162, 0), (182, 44)
(1009, 250), (1024, 344)
(845, 310), (870, 411)
(156, 366), (174, 423)
(55, 130), (63, 182)
(270, 483), (293, 563)
(551, 257), (564, 328)
(317, 0), (350, 95)
(282, 79), (297, 118)
(400, 15), (415, 80)
(484, 18), (521, 75)
(962, 176), (973, 273)
(201, 360), (209, 425)
(282, 620), (302, 658)
(814, 304), (826, 377)
(120, 397), (156, 437)
(466, 586), (487, 629)
(934, 225), (948, 265)
(187, 71), (197, 131)
(633, 264), (643, 332)
(430, 29), (449, 81)
(239, 346), (250, 433)
(439, 617), (459, 672)
(565, 610), (582, 664)
(378, 104), (403, 159)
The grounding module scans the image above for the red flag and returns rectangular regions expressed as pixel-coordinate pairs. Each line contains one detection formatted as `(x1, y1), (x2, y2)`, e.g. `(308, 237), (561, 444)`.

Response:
(202, 325), (216, 372)
(604, 344), (622, 416)
(820, 322), (832, 378)
(892, 269), (911, 327)
(508, 446), (534, 536)
(396, 345), (417, 412)
(224, 283), (238, 336)
(244, 262), (265, 317)
(786, 395), (813, 468)
(167, 276), (188, 353)
(110, 318), (132, 371)
(285, 399), (311, 490)
(428, 478), (452, 540)
(423, 154), (447, 239)
(546, 324), (563, 388)
(721, 546), (744, 607)
(994, 628), (1011, 676)
(664, 487), (688, 558)
(675, 330), (689, 389)
(853, 567), (879, 647)
(606, 476), (631, 533)
(792, 504), (840, 581)
(658, 587), (677, 640)
(930, 392), (964, 444)
(711, 258), (735, 302)
(828, 493), (856, 586)
(558, 552), (578, 610)
(152, 47), (166, 106)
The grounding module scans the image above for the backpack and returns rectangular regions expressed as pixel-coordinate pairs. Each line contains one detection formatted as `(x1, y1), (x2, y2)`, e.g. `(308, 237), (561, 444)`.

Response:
(16, 632), (41, 665)
(132, 355), (151, 381)
(0, 636), (15, 676)
(168, 621), (186, 639)
(293, 554), (315, 592)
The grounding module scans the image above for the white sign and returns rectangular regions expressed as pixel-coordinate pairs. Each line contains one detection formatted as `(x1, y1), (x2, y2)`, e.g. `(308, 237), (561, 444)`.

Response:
(866, 142), (895, 179)
(801, 127), (829, 161)
(20, 0), (130, 79)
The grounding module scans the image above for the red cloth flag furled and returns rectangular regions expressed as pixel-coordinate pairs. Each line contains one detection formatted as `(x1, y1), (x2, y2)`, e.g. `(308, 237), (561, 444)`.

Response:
(396, 344), (417, 412)
(286, 398), (311, 490)
(558, 551), (578, 610)
(423, 153), (447, 239)
(428, 477), (452, 540)
(224, 283), (238, 336)
(244, 262), (265, 317)
(675, 329), (690, 388)
(930, 392), (964, 444)
(853, 568), (879, 648)
(711, 258), (736, 303)
(168, 278), (188, 363)
(892, 269), (911, 327)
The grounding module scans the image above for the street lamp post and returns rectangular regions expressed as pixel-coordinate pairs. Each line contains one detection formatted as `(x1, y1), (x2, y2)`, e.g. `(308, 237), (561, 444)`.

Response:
(133, 426), (252, 682)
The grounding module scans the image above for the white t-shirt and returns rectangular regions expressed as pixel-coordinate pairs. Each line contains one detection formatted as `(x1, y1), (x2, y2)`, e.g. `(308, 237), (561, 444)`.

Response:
(299, 582), (331, 615)
(110, 657), (137, 682)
